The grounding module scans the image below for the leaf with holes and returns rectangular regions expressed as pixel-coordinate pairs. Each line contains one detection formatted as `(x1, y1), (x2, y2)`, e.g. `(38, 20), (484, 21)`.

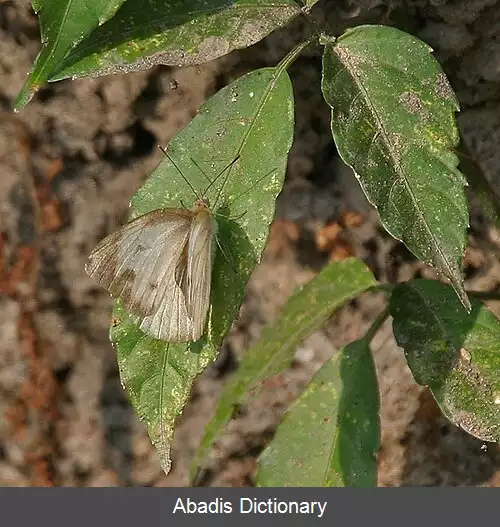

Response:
(50, 0), (303, 81)
(110, 64), (294, 474)
(390, 279), (500, 442)
(322, 25), (470, 310)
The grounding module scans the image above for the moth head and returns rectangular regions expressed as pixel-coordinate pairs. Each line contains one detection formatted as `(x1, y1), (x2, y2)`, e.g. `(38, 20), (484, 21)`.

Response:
(193, 197), (210, 212)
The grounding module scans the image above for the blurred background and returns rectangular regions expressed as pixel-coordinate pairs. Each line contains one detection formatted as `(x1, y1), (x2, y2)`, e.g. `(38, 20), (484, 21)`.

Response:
(1, 0), (500, 486)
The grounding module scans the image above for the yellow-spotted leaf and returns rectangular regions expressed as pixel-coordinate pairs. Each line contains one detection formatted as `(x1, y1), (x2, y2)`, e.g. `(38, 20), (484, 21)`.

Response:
(322, 25), (470, 310)
(110, 63), (295, 474)
(390, 279), (500, 442)
(50, 0), (303, 81)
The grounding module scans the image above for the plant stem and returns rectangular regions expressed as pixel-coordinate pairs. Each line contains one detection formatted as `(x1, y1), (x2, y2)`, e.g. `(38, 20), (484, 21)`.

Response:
(276, 35), (316, 74)
(369, 283), (395, 295)
(363, 307), (390, 344)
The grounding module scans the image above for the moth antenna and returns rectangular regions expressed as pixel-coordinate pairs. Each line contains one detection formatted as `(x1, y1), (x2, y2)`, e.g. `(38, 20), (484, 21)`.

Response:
(190, 157), (213, 186)
(211, 155), (241, 209)
(191, 155), (242, 195)
(159, 146), (200, 200)
(191, 155), (241, 200)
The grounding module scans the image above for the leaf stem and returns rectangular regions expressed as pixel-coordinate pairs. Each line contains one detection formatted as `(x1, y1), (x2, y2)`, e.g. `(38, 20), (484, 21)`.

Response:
(276, 35), (316, 75)
(363, 307), (390, 344)
(369, 283), (395, 295)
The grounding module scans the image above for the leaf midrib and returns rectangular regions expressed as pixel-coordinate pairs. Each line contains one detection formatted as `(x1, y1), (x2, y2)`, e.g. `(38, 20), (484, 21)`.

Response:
(334, 44), (456, 280)
(32, 0), (76, 85)
(57, 3), (300, 69)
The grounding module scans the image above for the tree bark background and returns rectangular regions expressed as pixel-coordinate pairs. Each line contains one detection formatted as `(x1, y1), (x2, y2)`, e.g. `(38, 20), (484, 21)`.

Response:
(1, 0), (499, 486)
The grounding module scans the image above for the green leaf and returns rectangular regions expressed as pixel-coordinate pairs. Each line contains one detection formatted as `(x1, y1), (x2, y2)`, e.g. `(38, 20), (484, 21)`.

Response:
(390, 279), (500, 442)
(302, 0), (321, 9)
(257, 339), (380, 487)
(15, 0), (125, 110)
(49, 0), (302, 81)
(321, 25), (470, 311)
(111, 65), (295, 474)
(112, 302), (216, 475)
(193, 258), (376, 479)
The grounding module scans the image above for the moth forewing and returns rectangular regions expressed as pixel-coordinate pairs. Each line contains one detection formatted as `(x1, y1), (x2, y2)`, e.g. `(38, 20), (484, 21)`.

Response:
(185, 205), (216, 341)
(139, 249), (195, 342)
(123, 210), (192, 317)
(86, 209), (193, 334)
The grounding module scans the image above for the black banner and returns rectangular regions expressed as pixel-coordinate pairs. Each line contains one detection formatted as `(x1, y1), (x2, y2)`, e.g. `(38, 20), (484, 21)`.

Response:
(0, 487), (493, 526)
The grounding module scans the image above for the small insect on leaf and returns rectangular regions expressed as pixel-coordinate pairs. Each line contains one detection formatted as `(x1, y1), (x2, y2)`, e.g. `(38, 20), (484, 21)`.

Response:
(86, 155), (240, 342)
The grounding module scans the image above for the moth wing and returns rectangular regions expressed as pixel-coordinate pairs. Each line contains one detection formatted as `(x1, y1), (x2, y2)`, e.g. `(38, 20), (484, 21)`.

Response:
(86, 209), (192, 319)
(184, 209), (214, 341)
(139, 245), (195, 342)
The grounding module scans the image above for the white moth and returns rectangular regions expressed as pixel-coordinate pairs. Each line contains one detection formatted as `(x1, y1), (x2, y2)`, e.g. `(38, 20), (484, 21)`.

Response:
(86, 197), (216, 342)
(86, 152), (237, 342)
(86, 153), (275, 343)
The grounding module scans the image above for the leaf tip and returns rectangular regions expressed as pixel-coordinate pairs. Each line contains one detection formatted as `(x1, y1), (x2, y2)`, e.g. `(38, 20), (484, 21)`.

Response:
(159, 454), (172, 476)
(14, 82), (36, 111)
